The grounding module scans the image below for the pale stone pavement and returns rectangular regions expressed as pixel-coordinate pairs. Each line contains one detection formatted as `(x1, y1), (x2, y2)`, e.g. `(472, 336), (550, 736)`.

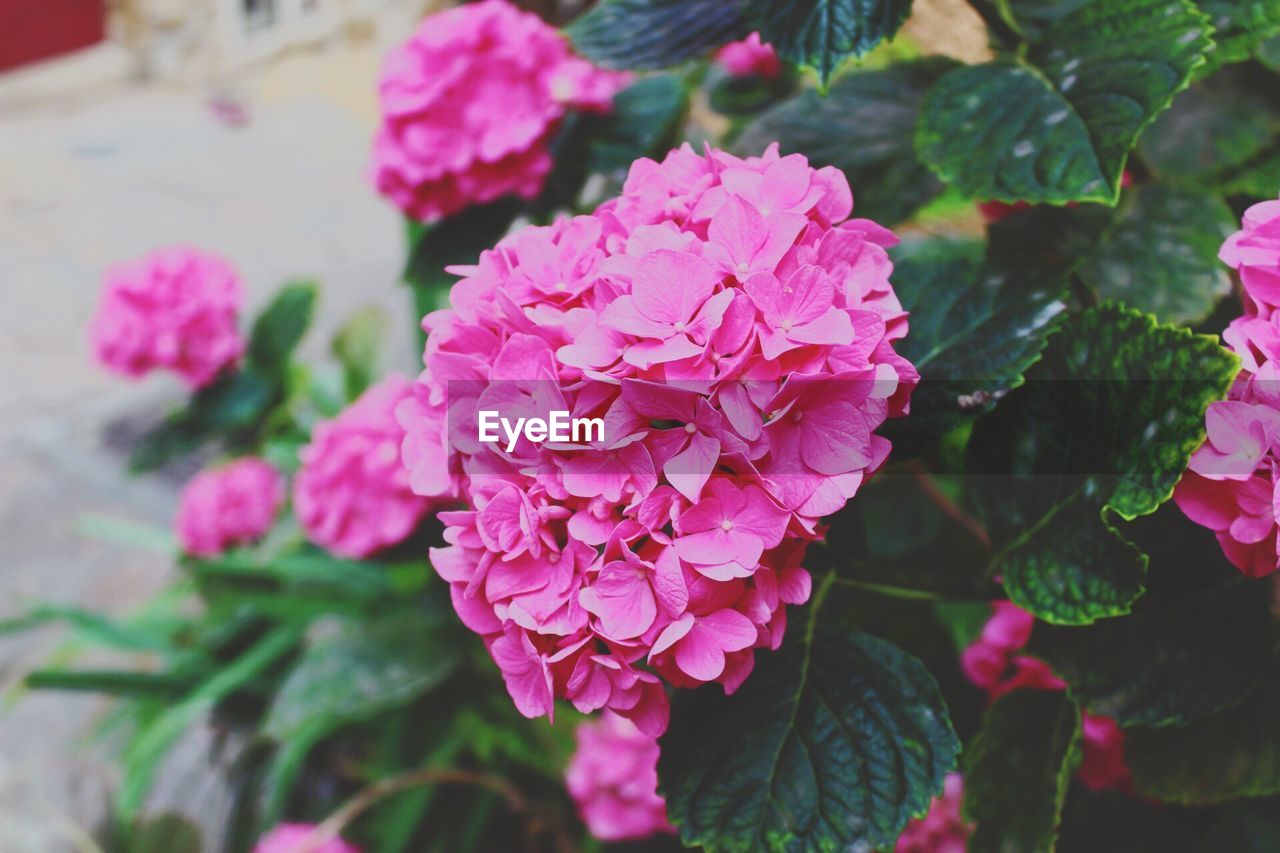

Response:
(0, 30), (422, 852)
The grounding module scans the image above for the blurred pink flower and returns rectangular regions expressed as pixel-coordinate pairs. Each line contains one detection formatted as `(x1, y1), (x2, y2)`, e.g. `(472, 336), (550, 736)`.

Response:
(565, 712), (674, 842)
(295, 374), (433, 558)
(254, 823), (358, 853)
(91, 246), (244, 389)
(894, 773), (971, 853)
(369, 0), (627, 223)
(715, 33), (781, 78)
(963, 601), (1132, 793)
(176, 458), (284, 557)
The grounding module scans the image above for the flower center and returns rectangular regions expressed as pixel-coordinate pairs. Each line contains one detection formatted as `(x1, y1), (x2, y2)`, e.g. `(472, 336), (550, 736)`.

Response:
(720, 519), (734, 531)
(736, 261), (750, 275)
(780, 319), (794, 332)
(554, 280), (568, 291)
(685, 422), (697, 434)
(673, 321), (687, 333)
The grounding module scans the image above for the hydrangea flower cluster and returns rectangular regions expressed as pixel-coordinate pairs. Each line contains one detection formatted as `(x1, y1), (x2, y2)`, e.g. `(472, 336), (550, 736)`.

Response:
(565, 712), (673, 841)
(295, 374), (434, 559)
(1175, 196), (1280, 577)
(91, 246), (245, 389)
(715, 33), (781, 78)
(369, 0), (627, 223)
(398, 142), (916, 732)
(963, 602), (1132, 792)
(176, 458), (284, 557)
(254, 824), (359, 853)
(894, 773), (971, 853)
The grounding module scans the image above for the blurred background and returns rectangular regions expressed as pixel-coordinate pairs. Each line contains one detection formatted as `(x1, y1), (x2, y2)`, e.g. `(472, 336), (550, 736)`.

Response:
(0, 2), (444, 847)
(0, 1), (987, 848)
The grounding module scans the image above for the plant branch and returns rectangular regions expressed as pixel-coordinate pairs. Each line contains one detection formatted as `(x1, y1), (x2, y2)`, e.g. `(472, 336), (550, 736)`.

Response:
(299, 767), (530, 852)
(904, 460), (991, 550)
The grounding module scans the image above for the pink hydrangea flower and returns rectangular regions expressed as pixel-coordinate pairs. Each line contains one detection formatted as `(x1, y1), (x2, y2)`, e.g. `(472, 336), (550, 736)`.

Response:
(1177, 195), (1280, 576)
(254, 824), (359, 853)
(399, 143), (917, 732)
(369, 0), (627, 223)
(715, 33), (781, 78)
(91, 246), (245, 389)
(963, 602), (1132, 793)
(176, 458), (284, 557)
(295, 374), (434, 559)
(894, 773), (971, 853)
(565, 712), (674, 842)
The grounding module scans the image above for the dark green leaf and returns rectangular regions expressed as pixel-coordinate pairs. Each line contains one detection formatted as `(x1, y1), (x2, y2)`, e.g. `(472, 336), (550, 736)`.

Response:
(1000, 0), (1092, 40)
(568, 0), (752, 70)
(1127, 676), (1280, 803)
(659, 578), (960, 852)
(263, 609), (462, 742)
(1030, 578), (1272, 726)
(1077, 184), (1236, 324)
(248, 282), (317, 374)
(888, 238), (1067, 439)
(25, 668), (191, 698)
(129, 369), (277, 471)
(1058, 788), (1205, 853)
(919, 0), (1212, 204)
(1197, 0), (1280, 72)
(735, 59), (955, 224)
(1220, 147), (1280, 198)
(1258, 33), (1280, 69)
(403, 200), (519, 336)
(962, 689), (1081, 853)
(749, 0), (915, 86)
(970, 304), (1239, 624)
(1137, 69), (1280, 186)
(588, 75), (689, 172)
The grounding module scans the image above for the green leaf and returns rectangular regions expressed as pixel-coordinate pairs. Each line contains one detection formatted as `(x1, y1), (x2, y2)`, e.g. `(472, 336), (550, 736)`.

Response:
(1197, 0), (1280, 72)
(588, 75), (690, 173)
(331, 306), (386, 401)
(1137, 70), (1280, 187)
(259, 610), (462, 820)
(918, 0), (1212, 204)
(735, 59), (955, 224)
(887, 238), (1067, 440)
(1220, 147), (1280, 198)
(1029, 578), (1273, 727)
(263, 610), (462, 742)
(1077, 184), (1236, 324)
(128, 369), (277, 471)
(403, 200), (519, 336)
(749, 0), (915, 86)
(658, 577), (960, 852)
(1000, 0), (1092, 41)
(1258, 33), (1280, 69)
(568, 0), (752, 70)
(188, 549), (402, 602)
(25, 668), (191, 699)
(248, 282), (317, 374)
(1126, 676), (1280, 803)
(969, 303), (1239, 624)
(118, 625), (301, 818)
(962, 689), (1082, 853)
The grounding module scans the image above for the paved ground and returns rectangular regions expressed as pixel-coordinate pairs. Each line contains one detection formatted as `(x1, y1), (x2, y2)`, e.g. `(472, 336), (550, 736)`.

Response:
(0, 32), (419, 852)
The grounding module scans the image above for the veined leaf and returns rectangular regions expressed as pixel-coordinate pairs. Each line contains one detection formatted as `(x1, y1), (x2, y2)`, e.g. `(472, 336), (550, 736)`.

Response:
(659, 577), (960, 851)
(919, 0), (1212, 204)
(969, 304), (1238, 624)
(963, 689), (1081, 853)
(568, 0), (752, 70)
(750, 0), (916, 86)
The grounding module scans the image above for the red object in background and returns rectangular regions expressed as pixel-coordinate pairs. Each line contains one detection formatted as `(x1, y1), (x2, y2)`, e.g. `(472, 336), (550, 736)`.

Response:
(0, 0), (106, 73)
